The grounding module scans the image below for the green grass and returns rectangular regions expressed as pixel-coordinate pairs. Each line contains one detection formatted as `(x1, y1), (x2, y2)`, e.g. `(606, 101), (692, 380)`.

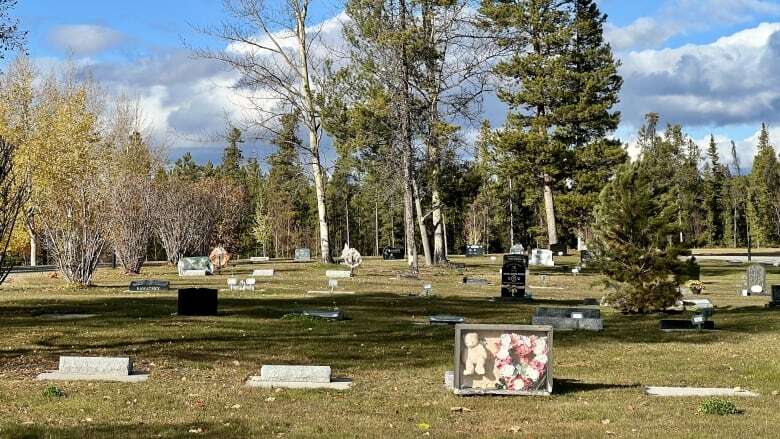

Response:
(1, 255), (779, 438)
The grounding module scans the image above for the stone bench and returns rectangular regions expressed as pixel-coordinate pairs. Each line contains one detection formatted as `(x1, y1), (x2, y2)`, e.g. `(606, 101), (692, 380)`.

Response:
(37, 356), (148, 382)
(245, 365), (351, 390)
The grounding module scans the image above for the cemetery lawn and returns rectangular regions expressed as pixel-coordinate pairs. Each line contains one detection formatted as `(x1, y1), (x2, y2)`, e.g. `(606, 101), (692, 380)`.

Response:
(1, 256), (780, 438)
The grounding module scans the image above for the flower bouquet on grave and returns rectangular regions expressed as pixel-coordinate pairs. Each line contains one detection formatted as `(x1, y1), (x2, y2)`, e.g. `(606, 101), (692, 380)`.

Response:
(686, 280), (704, 295)
(493, 333), (549, 391)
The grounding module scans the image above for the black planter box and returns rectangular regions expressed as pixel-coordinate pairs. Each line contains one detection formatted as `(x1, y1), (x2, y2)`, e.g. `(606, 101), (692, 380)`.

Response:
(178, 288), (218, 316)
(660, 319), (715, 331)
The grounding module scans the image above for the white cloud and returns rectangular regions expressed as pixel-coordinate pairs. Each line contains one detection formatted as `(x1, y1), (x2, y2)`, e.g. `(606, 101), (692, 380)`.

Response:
(48, 24), (125, 55)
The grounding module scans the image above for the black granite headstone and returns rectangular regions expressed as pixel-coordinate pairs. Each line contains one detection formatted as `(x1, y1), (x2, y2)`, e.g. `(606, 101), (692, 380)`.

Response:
(660, 319), (715, 331)
(550, 242), (567, 256)
(465, 245), (485, 257)
(500, 254), (527, 298)
(177, 288), (218, 316)
(382, 247), (404, 260)
(129, 280), (170, 292)
(769, 285), (780, 307)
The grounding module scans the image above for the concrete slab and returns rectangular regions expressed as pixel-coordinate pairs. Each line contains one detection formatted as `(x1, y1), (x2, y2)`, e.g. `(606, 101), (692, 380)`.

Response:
(645, 386), (758, 397)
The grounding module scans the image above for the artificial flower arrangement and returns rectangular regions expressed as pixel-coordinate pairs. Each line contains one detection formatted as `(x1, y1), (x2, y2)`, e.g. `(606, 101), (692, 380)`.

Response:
(686, 280), (705, 293)
(494, 333), (549, 391)
(454, 324), (553, 395)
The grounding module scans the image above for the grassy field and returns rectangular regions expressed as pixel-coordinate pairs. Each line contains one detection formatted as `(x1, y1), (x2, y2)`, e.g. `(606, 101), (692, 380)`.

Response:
(1, 255), (779, 438)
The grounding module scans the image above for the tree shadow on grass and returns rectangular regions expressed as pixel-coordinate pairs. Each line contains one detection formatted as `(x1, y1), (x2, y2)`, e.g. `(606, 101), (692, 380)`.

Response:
(1, 420), (260, 439)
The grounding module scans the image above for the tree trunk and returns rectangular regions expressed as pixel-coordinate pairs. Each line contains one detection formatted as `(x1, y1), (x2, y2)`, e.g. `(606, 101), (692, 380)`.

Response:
(374, 200), (379, 256)
(399, 0), (417, 272)
(543, 176), (557, 245)
(509, 179), (514, 247)
(412, 178), (432, 266)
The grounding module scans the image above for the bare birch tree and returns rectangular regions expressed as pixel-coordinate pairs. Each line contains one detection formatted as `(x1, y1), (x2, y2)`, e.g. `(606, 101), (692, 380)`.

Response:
(195, 0), (333, 262)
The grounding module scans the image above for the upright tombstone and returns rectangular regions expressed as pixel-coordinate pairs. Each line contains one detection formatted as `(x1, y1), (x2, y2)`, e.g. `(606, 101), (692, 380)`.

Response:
(769, 285), (780, 307)
(178, 288), (218, 316)
(744, 264), (767, 295)
(177, 256), (214, 276)
(684, 256), (701, 281)
(294, 248), (312, 262)
(448, 324), (553, 395)
(509, 244), (525, 255)
(382, 247), (404, 260)
(549, 242), (567, 256)
(129, 280), (170, 292)
(466, 245), (485, 257)
(500, 254), (528, 299)
(529, 249), (554, 267)
(579, 250), (593, 266)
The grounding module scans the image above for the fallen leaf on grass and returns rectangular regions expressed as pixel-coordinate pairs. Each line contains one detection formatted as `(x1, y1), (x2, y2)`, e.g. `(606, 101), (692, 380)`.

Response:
(417, 422), (431, 431)
(450, 407), (472, 412)
(509, 425), (521, 434)
(602, 419), (611, 425)
(265, 397), (276, 402)
(231, 404), (241, 409)
(188, 428), (202, 434)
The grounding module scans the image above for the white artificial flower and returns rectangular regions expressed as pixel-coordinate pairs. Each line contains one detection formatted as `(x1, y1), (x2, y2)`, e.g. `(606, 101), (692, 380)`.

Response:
(500, 334), (512, 347)
(534, 338), (547, 355)
(526, 366), (540, 381)
(496, 347), (510, 360)
(499, 364), (515, 378)
(535, 354), (548, 364)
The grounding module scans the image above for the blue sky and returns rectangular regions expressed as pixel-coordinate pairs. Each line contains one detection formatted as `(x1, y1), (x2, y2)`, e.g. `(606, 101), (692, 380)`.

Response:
(10, 0), (780, 168)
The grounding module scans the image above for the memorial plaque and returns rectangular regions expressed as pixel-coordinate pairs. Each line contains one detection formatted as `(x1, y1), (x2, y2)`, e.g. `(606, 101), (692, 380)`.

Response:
(501, 254), (528, 298)
(294, 248), (312, 262)
(129, 280), (169, 292)
(466, 245), (486, 257)
(382, 247), (404, 260)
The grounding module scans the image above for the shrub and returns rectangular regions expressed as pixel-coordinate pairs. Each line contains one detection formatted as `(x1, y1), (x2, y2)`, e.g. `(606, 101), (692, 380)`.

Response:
(42, 385), (65, 398)
(697, 398), (739, 415)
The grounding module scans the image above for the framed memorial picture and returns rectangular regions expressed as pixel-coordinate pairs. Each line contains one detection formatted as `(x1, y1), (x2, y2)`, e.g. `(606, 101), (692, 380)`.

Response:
(453, 324), (553, 395)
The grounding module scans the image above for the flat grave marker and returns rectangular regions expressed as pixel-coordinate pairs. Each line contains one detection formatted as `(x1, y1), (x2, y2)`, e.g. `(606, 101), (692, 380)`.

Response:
(129, 280), (170, 292)
(246, 365), (352, 390)
(430, 315), (465, 325)
(532, 307), (603, 331)
(37, 356), (148, 383)
(250, 256), (270, 263)
(326, 270), (352, 279)
(252, 269), (274, 277)
(645, 386), (758, 397)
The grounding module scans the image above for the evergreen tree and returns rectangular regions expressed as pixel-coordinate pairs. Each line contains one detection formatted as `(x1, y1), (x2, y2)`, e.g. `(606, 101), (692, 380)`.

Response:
(705, 135), (726, 245)
(748, 124), (780, 245)
(171, 152), (201, 181)
(221, 126), (243, 179)
(592, 158), (683, 314)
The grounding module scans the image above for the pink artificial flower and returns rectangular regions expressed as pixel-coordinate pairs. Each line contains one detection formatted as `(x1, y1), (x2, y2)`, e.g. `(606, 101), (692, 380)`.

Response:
(513, 342), (532, 358)
(530, 359), (547, 374)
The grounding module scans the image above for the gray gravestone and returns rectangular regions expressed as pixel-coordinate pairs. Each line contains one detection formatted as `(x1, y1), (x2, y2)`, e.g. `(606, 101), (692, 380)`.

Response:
(509, 244), (525, 254)
(294, 248), (311, 262)
(532, 307), (603, 331)
(37, 356), (148, 382)
(745, 264), (767, 295)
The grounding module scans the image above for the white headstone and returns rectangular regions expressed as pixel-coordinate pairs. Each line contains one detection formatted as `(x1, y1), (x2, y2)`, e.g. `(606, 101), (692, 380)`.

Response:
(252, 269), (275, 277)
(529, 249), (554, 267)
(326, 270), (351, 279)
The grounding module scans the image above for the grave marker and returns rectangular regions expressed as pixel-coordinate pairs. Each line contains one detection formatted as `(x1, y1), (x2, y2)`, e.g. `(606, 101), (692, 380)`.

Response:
(246, 365), (352, 390)
(250, 256), (270, 263)
(448, 324), (553, 396)
(744, 264), (767, 295)
(129, 280), (169, 292)
(529, 249), (554, 267)
(382, 247), (404, 260)
(326, 270), (352, 279)
(500, 254), (528, 299)
(509, 243), (525, 254)
(178, 288), (218, 316)
(532, 307), (602, 331)
(37, 356), (148, 382)
(252, 269), (274, 277)
(294, 248), (312, 262)
(549, 242), (567, 256)
(769, 285), (780, 307)
(465, 245), (485, 257)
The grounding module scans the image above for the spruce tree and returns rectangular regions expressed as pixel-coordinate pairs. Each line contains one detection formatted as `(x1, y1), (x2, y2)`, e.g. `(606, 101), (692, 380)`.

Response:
(748, 124), (780, 245)
(592, 159), (683, 313)
(705, 135), (726, 245)
(221, 126), (243, 179)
